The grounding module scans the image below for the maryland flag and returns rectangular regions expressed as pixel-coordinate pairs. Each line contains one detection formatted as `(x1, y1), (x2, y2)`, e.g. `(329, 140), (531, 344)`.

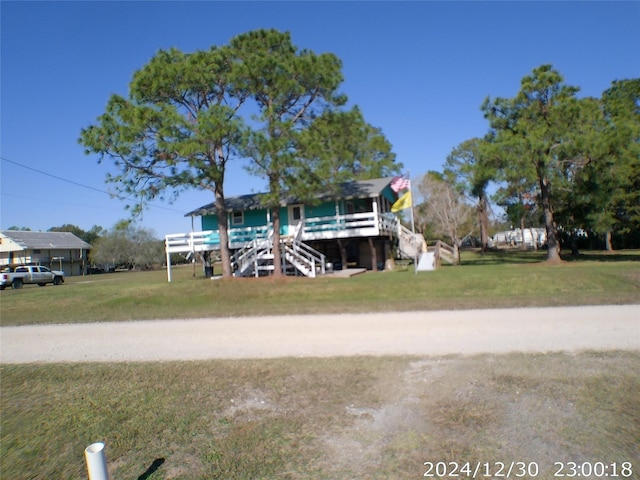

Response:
(391, 191), (412, 212)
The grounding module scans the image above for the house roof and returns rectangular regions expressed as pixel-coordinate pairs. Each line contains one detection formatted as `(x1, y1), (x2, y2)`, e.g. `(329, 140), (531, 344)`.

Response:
(0, 230), (92, 250)
(185, 177), (396, 217)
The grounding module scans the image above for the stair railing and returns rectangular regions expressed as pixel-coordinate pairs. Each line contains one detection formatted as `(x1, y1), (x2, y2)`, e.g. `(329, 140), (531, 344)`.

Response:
(282, 238), (326, 278)
(434, 240), (457, 265)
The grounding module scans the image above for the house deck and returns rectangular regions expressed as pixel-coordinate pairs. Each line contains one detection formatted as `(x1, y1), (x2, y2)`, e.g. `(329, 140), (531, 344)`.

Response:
(164, 177), (426, 280)
(165, 211), (400, 253)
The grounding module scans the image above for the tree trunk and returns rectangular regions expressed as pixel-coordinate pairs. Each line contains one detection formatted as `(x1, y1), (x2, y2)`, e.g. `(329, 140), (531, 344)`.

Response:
(571, 231), (579, 256)
(539, 173), (562, 262)
(605, 230), (613, 251)
(530, 227), (538, 251)
(215, 186), (233, 278)
(338, 239), (347, 268)
(271, 206), (283, 277)
(478, 194), (489, 252)
(453, 242), (461, 265)
(450, 228), (461, 265)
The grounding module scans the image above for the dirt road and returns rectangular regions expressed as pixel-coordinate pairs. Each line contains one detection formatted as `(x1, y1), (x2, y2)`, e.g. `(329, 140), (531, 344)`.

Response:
(2, 305), (638, 363)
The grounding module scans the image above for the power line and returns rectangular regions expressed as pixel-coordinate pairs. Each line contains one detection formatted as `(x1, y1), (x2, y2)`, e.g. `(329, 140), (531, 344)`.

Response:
(1, 156), (186, 214)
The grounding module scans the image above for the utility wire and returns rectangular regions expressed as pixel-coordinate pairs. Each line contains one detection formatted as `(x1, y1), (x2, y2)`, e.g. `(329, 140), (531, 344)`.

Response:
(1, 156), (186, 214)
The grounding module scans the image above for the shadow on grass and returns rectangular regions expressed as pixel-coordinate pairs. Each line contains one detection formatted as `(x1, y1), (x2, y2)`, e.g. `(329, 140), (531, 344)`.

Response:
(562, 251), (640, 262)
(137, 458), (165, 480)
(461, 249), (547, 266)
(461, 248), (640, 266)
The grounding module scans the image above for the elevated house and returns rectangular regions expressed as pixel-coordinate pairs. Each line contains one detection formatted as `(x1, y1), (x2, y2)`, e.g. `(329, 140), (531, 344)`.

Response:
(0, 230), (92, 276)
(164, 177), (425, 280)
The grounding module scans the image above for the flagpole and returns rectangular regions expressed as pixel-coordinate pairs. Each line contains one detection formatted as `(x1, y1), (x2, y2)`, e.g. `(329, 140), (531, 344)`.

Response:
(408, 173), (418, 275)
(408, 174), (415, 234)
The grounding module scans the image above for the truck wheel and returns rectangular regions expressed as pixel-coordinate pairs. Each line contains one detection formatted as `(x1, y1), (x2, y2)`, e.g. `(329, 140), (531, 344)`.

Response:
(0, 286), (5, 290)
(12, 278), (23, 289)
(53, 276), (63, 286)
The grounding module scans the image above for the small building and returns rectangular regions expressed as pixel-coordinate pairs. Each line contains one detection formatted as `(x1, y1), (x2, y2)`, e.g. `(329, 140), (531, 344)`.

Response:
(165, 177), (425, 279)
(0, 230), (92, 276)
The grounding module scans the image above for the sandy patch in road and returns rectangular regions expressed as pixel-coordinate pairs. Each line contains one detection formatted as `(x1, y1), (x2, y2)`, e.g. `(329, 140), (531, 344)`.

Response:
(1, 305), (638, 363)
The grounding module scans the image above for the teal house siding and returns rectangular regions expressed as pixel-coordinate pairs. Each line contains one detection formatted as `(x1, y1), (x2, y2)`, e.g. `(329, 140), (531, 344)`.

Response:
(305, 202), (336, 218)
(201, 215), (217, 231)
(202, 209), (271, 246)
(241, 209), (268, 228)
(201, 209), (268, 230)
(381, 185), (395, 204)
(179, 178), (404, 263)
(199, 198), (384, 241)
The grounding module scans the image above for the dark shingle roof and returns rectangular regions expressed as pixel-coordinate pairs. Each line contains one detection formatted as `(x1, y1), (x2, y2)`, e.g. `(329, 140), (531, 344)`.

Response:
(1, 231), (92, 249)
(186, 177), (395, 216)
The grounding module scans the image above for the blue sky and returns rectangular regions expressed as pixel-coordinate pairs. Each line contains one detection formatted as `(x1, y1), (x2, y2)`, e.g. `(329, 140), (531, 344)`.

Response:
(2, 1), (638, 237)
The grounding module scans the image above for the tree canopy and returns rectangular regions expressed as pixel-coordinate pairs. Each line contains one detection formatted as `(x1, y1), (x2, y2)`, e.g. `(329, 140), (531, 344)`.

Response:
(579, 79), (640, 249)
(482, 65), (599, 260)
(297, 106), (399, 192)
(80, 29), (400, 277)
(79, 44), (248, 277)
(434, 66), (640, 254)
(444, 138), (493, 250)
(415, 171), (473, 263)
(48, 224), (105, 245)
(232, 29), (400, 275)
(89, 221), (163, 270)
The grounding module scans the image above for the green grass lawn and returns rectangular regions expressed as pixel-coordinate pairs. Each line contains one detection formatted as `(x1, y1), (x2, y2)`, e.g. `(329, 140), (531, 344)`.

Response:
(1, 249), (639, 326)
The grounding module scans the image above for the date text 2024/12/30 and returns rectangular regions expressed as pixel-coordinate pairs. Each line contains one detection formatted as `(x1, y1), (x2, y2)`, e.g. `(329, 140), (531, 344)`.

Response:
(422, 461), (633, 478)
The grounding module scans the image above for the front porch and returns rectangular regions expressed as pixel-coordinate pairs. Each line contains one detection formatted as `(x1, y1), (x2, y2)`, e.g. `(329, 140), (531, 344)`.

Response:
(165, 210), (401, 254)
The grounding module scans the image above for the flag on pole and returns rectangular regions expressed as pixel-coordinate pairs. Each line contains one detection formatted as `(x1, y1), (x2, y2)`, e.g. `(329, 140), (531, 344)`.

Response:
(390, 174), (410, 192)
(391, 191), (412, 212)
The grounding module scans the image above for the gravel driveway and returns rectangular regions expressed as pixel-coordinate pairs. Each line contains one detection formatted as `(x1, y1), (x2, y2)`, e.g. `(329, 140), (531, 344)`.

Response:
(2, 305), (638, 363)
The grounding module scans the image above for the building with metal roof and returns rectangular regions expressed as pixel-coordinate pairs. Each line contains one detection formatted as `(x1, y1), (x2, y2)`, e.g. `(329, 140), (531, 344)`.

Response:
(184, 177), (397, 217)
(0, 230), (92, 276)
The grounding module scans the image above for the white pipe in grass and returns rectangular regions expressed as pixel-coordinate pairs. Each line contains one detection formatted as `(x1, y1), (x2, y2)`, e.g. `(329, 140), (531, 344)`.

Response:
(84, 442), (110, 480)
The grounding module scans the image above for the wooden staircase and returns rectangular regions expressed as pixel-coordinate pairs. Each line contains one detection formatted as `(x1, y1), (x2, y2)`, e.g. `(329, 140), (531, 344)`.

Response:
(231, 234), (276, 277)
(397, 224), (427, 259)
(231, 227), (326, 278)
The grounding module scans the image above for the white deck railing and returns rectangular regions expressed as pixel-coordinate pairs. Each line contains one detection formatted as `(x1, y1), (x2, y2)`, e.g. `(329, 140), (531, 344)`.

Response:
(165, 230), (218, 254)
(283, 238), (326, 278)
(165, 211), (399, 253)
(298, 211), (399, 241)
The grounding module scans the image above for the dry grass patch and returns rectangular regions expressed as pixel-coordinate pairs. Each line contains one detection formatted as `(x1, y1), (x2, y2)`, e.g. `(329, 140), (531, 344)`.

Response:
(316, 352), (640, 479)
(3, 353), (638, 479)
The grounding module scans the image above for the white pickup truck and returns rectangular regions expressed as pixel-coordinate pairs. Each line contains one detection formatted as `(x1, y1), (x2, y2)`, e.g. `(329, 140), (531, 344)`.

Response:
(0, 265), (65, 290)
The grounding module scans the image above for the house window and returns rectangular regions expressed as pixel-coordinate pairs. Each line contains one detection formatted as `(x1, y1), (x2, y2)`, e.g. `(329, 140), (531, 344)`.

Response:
(292, 206), (302, 221)
(232, 211), (244, 226)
